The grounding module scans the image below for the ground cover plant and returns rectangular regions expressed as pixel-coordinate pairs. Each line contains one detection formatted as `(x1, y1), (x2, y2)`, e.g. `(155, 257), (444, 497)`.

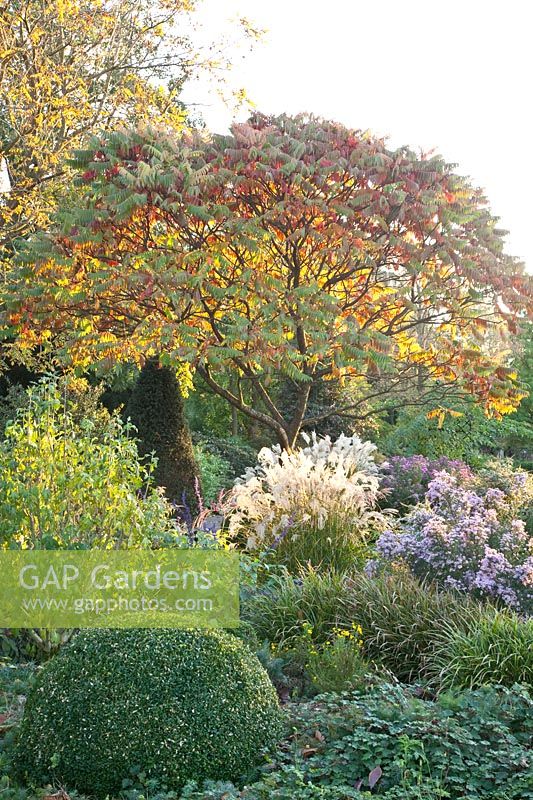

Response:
(245, 683), (533, 800)
(143, 684), (533, 799)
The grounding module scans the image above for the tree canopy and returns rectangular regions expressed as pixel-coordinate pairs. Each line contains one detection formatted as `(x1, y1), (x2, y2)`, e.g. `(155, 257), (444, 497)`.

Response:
(3, 114), (531, 447)
(0, 0), (257, 261)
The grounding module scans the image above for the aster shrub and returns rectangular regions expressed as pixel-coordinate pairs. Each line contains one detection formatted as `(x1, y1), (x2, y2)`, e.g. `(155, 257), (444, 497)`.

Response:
(471, 458), (533, 535)
(226, 432), (391, 571)
(379, 454), (474, 512)
(370, 471), (533, 615)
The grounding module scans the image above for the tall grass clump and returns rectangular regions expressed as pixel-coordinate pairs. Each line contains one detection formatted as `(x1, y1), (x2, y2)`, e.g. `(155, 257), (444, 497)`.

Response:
(226, 432), (391, 572)
(243, 568), (484, 683)
(242, 568), (348, 646)
(429, 609), (533, 690)
(344, 571), (483, 683)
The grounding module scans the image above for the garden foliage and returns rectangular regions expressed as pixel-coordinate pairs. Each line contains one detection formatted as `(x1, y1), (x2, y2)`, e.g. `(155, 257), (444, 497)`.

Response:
(0, 0), (256, 263)
(227, 433), (389, 570)
(194, 444), (231, 504)
(179, 684), (533, 799)
(379, 406), (502, 463)
(253, 684), (533, 799)
(242, 569), (482, 684)
(15, 628), (283, 797)
(472, 458), (533, 535)
(372, 471), (533, 614)
(0, 378), (177, 548)
(0, 8), (532, 800)
(429, 608), (533, 689)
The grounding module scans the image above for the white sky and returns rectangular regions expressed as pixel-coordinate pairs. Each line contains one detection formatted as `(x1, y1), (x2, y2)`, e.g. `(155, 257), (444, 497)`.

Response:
(182, 0), (532, 271)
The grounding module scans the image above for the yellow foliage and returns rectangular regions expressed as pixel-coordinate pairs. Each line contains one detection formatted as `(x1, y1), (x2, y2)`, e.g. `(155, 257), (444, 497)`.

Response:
(427, 407), (464, 429)
(0, 0), (257, 263)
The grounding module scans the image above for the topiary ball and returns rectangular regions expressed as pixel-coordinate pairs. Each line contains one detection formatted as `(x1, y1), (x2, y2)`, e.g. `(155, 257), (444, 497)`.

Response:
(15, 628), (283, 797)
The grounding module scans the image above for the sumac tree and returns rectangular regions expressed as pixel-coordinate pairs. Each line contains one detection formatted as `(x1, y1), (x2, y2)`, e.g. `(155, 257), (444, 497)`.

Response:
(3, 115), (531, 448)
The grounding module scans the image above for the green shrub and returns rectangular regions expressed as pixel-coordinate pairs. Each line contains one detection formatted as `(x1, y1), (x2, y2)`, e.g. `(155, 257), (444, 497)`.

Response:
(192, 433), (257, 483)
(378, 406), (493, 463)
(0, 373), (118, 440)
(185, 376), (237, 440)
(429, 609), (533, 690)
(15, 628), (283, 797)
(194, 444), (231, 503)
(0, 377), (177, 549)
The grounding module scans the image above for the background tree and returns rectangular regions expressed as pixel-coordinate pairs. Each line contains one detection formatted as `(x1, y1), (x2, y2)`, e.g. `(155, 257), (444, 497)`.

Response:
(0, 0), (258, 262)
(274, 375), (381, 441)
(3, 115), (531, 449)
(494, 322), (533, 465)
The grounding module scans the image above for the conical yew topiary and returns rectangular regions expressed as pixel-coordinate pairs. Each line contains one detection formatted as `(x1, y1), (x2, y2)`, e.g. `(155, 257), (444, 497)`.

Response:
(127, 358), (200, 514)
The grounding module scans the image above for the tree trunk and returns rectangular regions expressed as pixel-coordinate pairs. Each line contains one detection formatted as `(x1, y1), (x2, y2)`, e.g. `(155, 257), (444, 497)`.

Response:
(276, 426), (292, 452)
